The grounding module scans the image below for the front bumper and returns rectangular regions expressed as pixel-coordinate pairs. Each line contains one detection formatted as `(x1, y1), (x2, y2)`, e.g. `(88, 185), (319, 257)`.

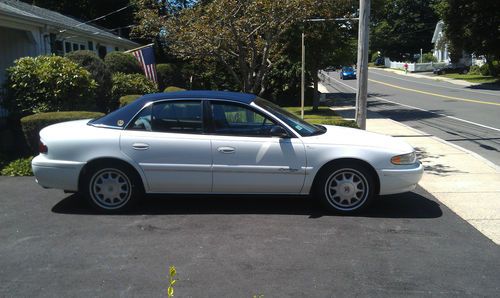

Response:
(377, 162), (424, 195)
(32, 154), (86, 191)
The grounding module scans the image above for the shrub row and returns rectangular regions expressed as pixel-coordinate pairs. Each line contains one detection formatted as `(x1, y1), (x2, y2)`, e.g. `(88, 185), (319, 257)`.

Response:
(21, 111), (104, 154)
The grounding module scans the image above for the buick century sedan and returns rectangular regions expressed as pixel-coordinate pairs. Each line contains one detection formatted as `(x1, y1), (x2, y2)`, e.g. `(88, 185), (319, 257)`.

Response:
(32, 91), (423, 213)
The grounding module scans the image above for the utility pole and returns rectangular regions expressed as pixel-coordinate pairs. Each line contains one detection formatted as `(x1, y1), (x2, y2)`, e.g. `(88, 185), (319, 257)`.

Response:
(301, 32), (305, 119)
(355, 0), (370, 130)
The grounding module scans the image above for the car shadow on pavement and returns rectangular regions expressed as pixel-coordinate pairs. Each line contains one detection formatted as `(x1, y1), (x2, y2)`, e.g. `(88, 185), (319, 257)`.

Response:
(52, 187), (442, 219)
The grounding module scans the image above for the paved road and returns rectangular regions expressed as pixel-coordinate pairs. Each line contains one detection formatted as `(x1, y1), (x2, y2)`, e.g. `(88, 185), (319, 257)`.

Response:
(1, 177), (500, 297)
(320, 69), (500, 166)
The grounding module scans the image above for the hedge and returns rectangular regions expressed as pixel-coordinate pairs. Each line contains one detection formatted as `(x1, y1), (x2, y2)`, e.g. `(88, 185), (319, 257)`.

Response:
(119, 95), (142, 107)
(307, 118), (359, 128)
(21, 111), (104, 154)
(104, 51), (142, 74)
(164, 86), (186, 92)
(4, 55), (97, 116)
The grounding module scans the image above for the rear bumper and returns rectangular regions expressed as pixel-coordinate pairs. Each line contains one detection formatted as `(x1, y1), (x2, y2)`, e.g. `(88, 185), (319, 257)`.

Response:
(32, 155), (85, 191)
(377, 163), (424, 195)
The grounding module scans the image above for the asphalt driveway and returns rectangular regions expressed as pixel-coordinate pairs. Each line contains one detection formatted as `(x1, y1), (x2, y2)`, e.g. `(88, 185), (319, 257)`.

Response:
(0, 177), (499, 297)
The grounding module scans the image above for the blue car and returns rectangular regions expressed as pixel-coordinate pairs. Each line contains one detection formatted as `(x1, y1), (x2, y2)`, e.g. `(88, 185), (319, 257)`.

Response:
(340, 66), (356, 80)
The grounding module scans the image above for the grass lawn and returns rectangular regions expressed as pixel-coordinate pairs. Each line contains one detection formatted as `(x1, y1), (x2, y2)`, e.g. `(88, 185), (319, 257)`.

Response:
(283, 106), (358, 128)
(442, 73), (500, 84)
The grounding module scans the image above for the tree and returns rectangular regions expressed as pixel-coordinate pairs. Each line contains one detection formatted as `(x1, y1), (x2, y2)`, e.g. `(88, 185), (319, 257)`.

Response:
(370, 0), (439, 61)
(435, 0), (500, 69)
(160, 0), (321, 95)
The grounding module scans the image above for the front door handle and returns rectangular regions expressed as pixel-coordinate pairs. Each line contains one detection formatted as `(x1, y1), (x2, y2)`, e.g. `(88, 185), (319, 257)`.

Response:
(217, 146), (235, 154)
(132, 143), (150, 150)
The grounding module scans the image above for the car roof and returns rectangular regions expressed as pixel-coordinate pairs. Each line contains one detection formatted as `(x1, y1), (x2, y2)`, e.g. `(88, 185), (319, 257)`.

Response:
(89, 90), (258, 129)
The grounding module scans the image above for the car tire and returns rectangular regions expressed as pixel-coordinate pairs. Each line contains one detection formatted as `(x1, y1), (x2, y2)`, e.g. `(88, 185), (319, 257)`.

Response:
(81, 162), (143, 213)
(314, 161), (375, 214)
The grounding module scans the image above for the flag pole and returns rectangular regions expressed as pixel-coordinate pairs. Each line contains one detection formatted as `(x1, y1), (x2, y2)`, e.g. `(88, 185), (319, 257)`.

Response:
(124, 43), (154, 53)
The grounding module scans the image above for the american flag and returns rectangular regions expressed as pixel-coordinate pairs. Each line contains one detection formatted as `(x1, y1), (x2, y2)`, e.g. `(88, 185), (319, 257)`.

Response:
(130, 44), (157, 84)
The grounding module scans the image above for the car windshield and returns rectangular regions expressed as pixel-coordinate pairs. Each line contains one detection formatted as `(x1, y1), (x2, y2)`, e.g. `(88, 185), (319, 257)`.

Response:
(343, 67), (354, 72)
(253, 97), (325, 137)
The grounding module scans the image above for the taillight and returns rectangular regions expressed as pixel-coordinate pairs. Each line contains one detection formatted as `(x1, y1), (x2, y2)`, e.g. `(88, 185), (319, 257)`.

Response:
(39, 140), (48, 154)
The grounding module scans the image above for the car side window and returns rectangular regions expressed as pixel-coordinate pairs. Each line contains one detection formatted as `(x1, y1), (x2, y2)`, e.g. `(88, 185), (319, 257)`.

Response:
(210, 102), (276, 137)
(127, 104), (152, 131)
(151, 100), (203, 134)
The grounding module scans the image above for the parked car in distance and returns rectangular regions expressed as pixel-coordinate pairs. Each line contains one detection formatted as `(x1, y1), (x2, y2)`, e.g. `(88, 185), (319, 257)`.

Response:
(324, 66), (336, 72)
(433, 63), (469, 75)
(340, 66), (357, 79)
(375, 57), (384, 66)
(32, 91), (423, 214)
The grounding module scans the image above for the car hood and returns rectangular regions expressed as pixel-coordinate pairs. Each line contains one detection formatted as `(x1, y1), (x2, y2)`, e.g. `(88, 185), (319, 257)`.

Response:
(303, 125), (414, 153)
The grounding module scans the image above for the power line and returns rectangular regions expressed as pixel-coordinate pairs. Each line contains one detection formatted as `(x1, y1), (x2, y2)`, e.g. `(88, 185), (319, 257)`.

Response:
(59, 4), (133, 33)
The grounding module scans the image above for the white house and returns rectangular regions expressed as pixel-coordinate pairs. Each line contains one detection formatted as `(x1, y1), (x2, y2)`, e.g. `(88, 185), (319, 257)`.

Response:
(431, 20), (486, 66)
(0, 0), (140, 86)
(431, 21), (450, 63)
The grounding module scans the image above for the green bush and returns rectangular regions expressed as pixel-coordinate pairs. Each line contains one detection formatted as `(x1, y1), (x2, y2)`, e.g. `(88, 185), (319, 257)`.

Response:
(480, 63), (491, 76)
(21, 111), (104, 154)
(1, 156), (33, 176)
(4, 55), (97, 116)
(111, 73), (157, 106)
(164, 86), (186, 92)
(66, 50), (113, 112)
(156, 63), (179, 90)
(469, 65), (481, 75)
(104, 51), (142, 74)
(422, 52), (437, 63)
(371, 52), (380, 63)
(119, 94), (142, 107)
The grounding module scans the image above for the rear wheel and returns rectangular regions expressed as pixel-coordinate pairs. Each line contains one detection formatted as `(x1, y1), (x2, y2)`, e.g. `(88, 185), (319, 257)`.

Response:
(81, 162), (143, 213)
(315, 162), (375, 214)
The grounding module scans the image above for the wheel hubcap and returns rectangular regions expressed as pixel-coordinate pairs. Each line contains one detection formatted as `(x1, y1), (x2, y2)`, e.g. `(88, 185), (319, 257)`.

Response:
(325, 168), (369, 210)
(90, 168), (131, 209)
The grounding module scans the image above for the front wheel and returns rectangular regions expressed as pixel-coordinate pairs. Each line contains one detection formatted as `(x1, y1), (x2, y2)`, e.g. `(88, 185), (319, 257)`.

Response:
(81, 163), (143, 213)
(315, 162), (376, 214)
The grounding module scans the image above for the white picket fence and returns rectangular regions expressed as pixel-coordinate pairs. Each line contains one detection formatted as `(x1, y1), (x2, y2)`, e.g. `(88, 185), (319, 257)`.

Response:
(384, 58), (446, 72)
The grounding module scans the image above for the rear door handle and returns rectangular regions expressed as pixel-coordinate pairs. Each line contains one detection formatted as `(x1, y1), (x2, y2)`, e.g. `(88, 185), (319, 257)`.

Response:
(217, 146), (235, 154)
(132, 143), (150, 150)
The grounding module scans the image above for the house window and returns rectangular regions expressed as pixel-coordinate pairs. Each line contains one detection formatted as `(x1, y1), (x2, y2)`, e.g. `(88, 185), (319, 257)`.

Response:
(98, 45), (107, 59)
(80, 44), (85, 50)
(73, 43), (79, 51)
(54, 40), (64, 55)
(88, 41), (94, 51)
(115, 47), (119, 51)
(65, 42), (71, 53)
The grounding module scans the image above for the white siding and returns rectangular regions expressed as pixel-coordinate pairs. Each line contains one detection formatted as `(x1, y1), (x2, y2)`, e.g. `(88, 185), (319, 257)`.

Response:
(0, 26), (37, 84)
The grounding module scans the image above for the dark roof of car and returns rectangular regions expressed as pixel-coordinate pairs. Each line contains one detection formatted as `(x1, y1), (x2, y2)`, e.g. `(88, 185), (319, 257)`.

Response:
(90, 90), (258, 129)
(140, 90), (256, 104)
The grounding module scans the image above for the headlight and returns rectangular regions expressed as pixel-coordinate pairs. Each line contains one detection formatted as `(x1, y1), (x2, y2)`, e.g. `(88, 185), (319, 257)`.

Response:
(391, 151), (417, 165)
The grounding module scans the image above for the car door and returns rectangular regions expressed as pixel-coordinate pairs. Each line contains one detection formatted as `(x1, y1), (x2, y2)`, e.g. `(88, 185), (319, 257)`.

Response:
(208, 100), (307, 194)
(120, 100), (212, 193)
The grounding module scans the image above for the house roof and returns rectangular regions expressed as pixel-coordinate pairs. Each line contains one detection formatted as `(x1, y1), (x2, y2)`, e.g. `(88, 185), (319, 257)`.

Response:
(0, 0), (138, 47)
(90, 91), (258, 129)
(432, 20), (444, 44)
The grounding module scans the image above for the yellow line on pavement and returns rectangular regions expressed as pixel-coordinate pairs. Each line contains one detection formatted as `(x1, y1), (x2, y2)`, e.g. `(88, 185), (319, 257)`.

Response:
(368, 78), (500, 106)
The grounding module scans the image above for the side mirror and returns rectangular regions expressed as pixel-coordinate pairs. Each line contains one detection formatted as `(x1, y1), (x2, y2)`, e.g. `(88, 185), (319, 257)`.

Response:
(270, 125), (290, 138)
